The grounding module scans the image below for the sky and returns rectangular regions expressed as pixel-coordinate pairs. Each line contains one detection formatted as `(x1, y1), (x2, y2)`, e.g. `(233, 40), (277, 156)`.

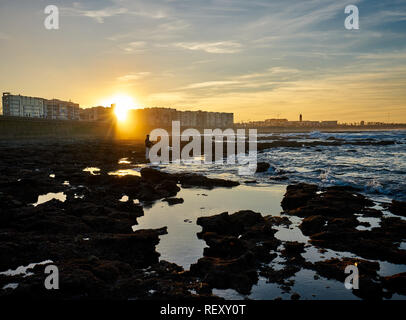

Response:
(0, 0), (405, 123)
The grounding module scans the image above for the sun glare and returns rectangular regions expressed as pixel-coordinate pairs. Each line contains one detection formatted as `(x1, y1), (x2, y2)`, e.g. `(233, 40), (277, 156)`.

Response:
(101, 94), (137, 122)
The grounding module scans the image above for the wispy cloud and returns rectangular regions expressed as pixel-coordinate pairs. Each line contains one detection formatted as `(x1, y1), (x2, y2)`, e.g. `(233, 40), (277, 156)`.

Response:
(182, 81), (240, 89)
(121, 41), (147, 53)
(64, 6), (129, 23)
(62, 2), (167, 23)
(357, 51), (406, 60)
(175, 41), (242, 54)
(117, 72), (151, 82)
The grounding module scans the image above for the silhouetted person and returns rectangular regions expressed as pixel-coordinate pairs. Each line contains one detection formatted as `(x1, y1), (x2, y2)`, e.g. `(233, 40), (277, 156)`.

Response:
(145, 134), (153, 161)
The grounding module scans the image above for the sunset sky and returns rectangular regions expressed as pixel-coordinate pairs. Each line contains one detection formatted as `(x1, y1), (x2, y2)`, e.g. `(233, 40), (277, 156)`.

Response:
(0, 0), (405, 122)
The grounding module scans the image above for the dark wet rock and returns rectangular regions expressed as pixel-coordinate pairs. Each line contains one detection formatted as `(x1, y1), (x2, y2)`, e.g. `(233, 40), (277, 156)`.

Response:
(326, 185), (362, 192)
(177, 173), (239, 189)
(190, 253), (258, 294)
(140, 167), (239, 190)
(382, 272), (406, 295)
(327, 217), (359, 231)
(153, 180), (181, 198)
(286, 187), (373, 217)
(281, 183), (318, 211)
(163, 198), (184, 205)
(388, 200), (406, 217)
(361, 208), (383, 218)
(140, 167), (175, 183)
(259, 264), (300, 288)
(88, 228), (168, 268)
(309, 258), (386, 300)
(0, 259), (217, 300)
(265, 216), (292, 227)
(0, 141), (204, 300)
(1, 197), (144, 235)
(282, 242), (305, 257)
(197, 211), (264, 236)
(255, 162), (272, 173)
(0, 227), (168, 272)
(192, 210), (282, 294)
(283, 183), (406, 265)
(0, 177), (64, 204)
(291, 293), (300, 300)
(200, 233), (247, 258)
(311, 258), (379, 280)
(269, 176), (288, 181)
(300, 215), (326, 236)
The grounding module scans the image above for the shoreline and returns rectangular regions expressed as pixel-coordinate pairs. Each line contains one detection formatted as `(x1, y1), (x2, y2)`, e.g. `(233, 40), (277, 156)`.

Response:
(0, 138), (405, 300)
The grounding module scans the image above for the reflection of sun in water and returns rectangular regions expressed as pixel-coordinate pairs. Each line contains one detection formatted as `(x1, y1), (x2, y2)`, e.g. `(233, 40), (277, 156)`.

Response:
(101, 94), (137, 121)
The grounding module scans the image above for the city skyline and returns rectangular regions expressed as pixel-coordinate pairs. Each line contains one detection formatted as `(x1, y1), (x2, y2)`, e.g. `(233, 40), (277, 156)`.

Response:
(3, 90), (406, 125)
(0, 0), (405, 123)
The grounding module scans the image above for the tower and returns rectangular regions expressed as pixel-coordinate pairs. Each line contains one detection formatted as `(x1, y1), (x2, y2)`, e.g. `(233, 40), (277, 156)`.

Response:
(299, 114), (303, 122)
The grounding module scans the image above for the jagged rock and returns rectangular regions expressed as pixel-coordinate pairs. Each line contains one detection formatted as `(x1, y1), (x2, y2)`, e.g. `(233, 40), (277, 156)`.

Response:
(140, 168), (175, 183)
(197, 210), (264, 236)
(193, 210), (281, 294)
(255, 162), (272, 173)
(177, 173), (239, 189)
(281, 183), (318, 211)
(309, 258), (385, 300)
(282, 242), (305, 257)
(190, 253), (258, 294)
(389, 200), (406, 217)
(382, 272), (406, 295)
(291, 293), (300, 300)
(163, 198), (184, 205)
(299, 215), (325, 236)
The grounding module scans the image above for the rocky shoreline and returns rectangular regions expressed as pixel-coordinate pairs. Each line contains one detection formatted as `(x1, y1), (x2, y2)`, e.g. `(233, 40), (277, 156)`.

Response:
(0, 140), (405, 300)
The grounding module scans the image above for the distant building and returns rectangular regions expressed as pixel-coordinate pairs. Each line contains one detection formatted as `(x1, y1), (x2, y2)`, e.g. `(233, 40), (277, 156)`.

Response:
(80, 106), (113, 122)
(2, 92), (79, 120)
(264, 119), (289, 126)
(320, 121), (338, 127)
(299, 114), (303, 122)
(44, 99), (80, 120)
(2, 92), (45, 118)
(128, 107), (233, 128)
(236, 118), (339, 128)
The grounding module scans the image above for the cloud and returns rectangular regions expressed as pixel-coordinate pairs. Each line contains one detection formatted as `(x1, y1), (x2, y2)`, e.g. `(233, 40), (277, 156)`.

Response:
(357, 51), (406, 60)
(117, 72), (151, 82)
(268, 67), (300, 74)
(173, 66), (302, 96)
(64, 7), (129, 23)
(175, 41), (242, 54)
(122, 41), (147, 53)
(62, 3), (167, 23)
(182, 81), (240, 89)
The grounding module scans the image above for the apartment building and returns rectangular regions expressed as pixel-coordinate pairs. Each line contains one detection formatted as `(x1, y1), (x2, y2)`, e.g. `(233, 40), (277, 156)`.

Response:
(44, 99), (80, 120)
(2, 93), (80, 120)
(2, 93), (45, 118)
(129, 108), (234, 128)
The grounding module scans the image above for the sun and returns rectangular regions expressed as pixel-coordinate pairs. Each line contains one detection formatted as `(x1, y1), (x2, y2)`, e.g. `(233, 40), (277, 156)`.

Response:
(113, 95), (136, 121)
(100, 94), (138, 121)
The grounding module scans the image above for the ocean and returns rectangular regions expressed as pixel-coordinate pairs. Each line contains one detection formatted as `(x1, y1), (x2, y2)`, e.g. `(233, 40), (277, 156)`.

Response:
(132, 130), (406, 300)
(157, 130), (406, 202)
